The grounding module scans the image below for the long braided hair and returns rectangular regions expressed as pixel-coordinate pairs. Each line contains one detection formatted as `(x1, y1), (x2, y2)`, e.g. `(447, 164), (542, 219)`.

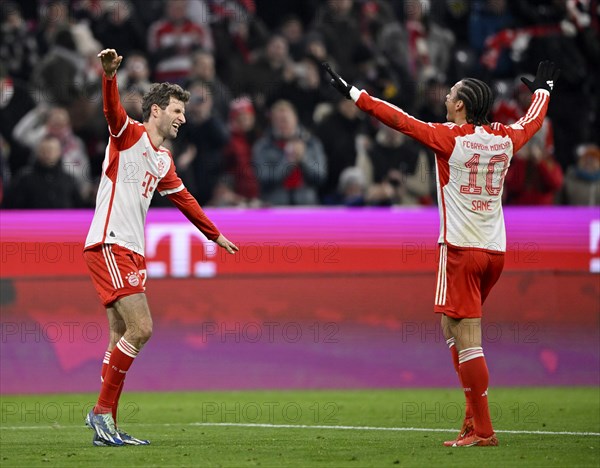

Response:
(456, 78), (494, 126)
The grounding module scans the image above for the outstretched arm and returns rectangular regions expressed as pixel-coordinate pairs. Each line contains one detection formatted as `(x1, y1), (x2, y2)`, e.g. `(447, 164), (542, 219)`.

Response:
(321, 62), (455, 157)
(158, 159), (238, 254)
(167, 189), (239, 254)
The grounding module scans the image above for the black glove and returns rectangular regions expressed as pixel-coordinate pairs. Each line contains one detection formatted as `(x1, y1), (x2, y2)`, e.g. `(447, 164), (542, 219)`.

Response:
(520, 60), (560, 93)
(321, 62), (352, 99)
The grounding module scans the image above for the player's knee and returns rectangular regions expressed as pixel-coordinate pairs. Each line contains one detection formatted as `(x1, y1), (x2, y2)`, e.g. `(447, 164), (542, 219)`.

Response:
(127, 319), (152, 345)
(137, 322), (153, 344)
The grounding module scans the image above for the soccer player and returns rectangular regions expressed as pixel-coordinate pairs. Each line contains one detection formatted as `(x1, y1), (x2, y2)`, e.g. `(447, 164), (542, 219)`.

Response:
(83, 49), (239, 447)
(323, 60), (559, 447)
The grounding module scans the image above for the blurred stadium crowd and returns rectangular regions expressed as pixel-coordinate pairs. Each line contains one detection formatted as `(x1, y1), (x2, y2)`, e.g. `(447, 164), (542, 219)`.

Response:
(1, 0), (599, 209)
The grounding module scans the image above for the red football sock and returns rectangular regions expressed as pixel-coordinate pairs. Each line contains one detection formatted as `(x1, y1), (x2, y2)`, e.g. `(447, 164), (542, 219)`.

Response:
(94, 338), (138, 414)
(100, 350), (123, 425)
(113, 380), (125, 426)
(446, 338), (473, 420)
(458, 348), (494, 438)
(101, 350), (111, 382)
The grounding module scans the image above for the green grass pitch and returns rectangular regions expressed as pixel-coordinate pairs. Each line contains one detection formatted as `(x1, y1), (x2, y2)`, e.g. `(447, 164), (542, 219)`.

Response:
(1, 388), (598, 467)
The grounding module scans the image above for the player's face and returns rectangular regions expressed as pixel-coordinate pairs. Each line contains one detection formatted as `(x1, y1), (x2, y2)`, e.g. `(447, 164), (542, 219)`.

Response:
(445, 82), (461, 123)
(158, 98), (186, 139)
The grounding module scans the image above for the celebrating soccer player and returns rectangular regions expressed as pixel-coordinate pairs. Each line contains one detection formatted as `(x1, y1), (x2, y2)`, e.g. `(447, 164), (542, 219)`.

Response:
(323, 60), (559, 447)
(83, 49), (239, 447)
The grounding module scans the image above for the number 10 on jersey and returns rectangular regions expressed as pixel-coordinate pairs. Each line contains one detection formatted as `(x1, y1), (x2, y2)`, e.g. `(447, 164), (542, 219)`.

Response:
(460, 153), (509, 197)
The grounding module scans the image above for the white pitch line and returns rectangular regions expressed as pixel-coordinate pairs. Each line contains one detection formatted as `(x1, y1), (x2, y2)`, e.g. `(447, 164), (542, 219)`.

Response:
(1, 421), (599, 437)
(192, 422), (600, 436)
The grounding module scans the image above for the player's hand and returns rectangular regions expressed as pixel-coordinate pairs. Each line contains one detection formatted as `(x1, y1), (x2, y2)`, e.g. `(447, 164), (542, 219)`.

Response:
(215, 234), (239, 254)
(321, 62), (352, 99)
(97, 48), (123, 78)
(520, 60), (560, 94)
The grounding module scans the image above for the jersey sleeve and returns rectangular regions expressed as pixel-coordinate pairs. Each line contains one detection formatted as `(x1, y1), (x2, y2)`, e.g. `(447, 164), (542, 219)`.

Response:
(501, 89), (550, 153)
(167, 188), (221, 241)
(103, 73), (144, 151)
(351, 88), (457, 158)
(103, 74), (128, 137)
(157, 154), (185, 196)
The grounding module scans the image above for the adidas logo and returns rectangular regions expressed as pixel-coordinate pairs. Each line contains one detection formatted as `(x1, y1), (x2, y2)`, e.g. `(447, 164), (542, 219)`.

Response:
(546, 80), (554, 90)
(109, 231), (116, 237)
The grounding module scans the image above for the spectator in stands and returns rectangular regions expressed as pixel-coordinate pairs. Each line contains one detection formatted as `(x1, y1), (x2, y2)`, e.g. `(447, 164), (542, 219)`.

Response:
(0, 1), (39, 82)
(0, 135), (7, 204)
(120, 87), (144, 123)
(0, 65), (36, 177)
(12, 105), (91, 202)
(351, 43), (405, 104)
(91, 0), (147, 58)
(437, 0), (471, 49)
(510, 0), (574, 28)
(375, 19), (418, 111)
(186, 0), (213, 35)
(3, 135), (83, 209)
(302, 30), (330, 64)
(30, 27), (88, 108)
(34, 0), (71, 56)
(2, 1), (595, 207)
(564, 143), (600, 206)
(251, 0), (319, 30)
(173, 81), (229, 206)
(210, 1), (270, 91)
(469, 0), (515, 77)
(311, 0), (362, 79)
(253, 100), (327, 205)
(365, 124), (434, 206)
(334, 166), (367, 206)
(118, 53), (153, 96)
(516, 0), (600, 172)
(504, 138), (564, 205)
(218, 96), (261, 206)
(185, 49), (233, 121)
(239, 33), (290, 118)
(357, 0), (397, 47)
(416, 77), (449, 123)
(129, 0), (165, 29)
(278, 14), (305, 60)
(315, 95), (364, 204)
(268, 54), (330, 130)
(404, 0), (456, 83)
(147, 0), (213, 84)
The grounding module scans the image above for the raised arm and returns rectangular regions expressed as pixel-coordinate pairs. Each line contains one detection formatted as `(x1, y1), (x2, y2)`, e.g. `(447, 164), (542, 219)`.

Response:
(502, 61), (560, 153)
(97, 49), (127, 137)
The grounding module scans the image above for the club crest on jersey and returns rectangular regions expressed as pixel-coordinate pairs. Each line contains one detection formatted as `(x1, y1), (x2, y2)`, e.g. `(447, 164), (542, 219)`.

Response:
(126, 272), (140, 287)
(157, 158), (166, 177)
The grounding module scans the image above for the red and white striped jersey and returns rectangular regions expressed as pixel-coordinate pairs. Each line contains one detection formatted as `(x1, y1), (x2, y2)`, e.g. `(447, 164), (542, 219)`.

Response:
(147, 19), (211, 83)
(85, 74), (220, 256)
(351, 87), (550, 252)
